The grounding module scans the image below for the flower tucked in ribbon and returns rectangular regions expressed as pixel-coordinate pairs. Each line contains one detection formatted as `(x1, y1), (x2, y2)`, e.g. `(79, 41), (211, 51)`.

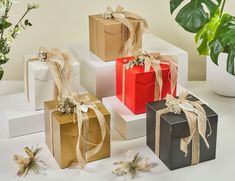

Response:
(54, 94), (109, 169)
(122, 51), (178, 102)
(113, 151), (154, 179)
(155, 92), (212, 165)
(26, 47), (73, 101)
(103, 6), (148, 56)
(57, 98), (76, 114)
(13, 147), (46, 177)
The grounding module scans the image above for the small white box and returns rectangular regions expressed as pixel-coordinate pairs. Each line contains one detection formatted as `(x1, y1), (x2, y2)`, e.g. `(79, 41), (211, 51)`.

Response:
(68, 33), (188, 100)
(0, 93), (44, 138)
(69, 43), (116, 100)
(24, 55), (80, 110)
(102, 85), (188, 140)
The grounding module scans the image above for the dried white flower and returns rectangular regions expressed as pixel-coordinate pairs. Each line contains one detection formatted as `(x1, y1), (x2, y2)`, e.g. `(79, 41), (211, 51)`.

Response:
(27, 3), (39, 9)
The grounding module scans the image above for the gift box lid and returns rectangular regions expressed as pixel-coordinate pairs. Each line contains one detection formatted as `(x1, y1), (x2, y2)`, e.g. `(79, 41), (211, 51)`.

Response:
(89, 14), (123, 35)
(89, 14), (141, 35)
(147, 94), (218, 138)
(116, 56), (171, 75)
(25, 54), (80, 82)
(45, 93), (110, 125)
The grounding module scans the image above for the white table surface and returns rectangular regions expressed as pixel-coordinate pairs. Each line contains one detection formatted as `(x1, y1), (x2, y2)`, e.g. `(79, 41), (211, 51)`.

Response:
(0, 81), (235, 181)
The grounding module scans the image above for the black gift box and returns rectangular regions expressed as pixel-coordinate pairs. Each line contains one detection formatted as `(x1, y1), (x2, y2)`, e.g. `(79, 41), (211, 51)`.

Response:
(146, 94), (218, 170)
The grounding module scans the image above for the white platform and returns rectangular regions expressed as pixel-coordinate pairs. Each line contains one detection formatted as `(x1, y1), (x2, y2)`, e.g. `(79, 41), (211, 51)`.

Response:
(1, 81), (235, 181)
(68, 33), (188, 100)
(0, 83), (88, 138)
(0, 93), (44, 138)
(103, 85), (188, 140)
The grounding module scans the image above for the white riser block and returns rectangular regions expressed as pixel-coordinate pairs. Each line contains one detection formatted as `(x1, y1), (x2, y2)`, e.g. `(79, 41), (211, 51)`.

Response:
(0, 93), (44, 138)
(102, 85), (189, 140)
(69, 43), (116, 100)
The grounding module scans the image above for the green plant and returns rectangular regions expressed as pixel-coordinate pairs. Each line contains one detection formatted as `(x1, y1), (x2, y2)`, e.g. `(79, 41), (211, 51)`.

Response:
(0, 0), (39, 80)
(170, 0), (235, 75)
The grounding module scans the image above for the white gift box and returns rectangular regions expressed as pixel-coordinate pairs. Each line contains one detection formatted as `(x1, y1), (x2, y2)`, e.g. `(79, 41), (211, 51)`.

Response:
(24, 55), (80, 110)
(102, 85), (188, 140)
(0, 93), (44, 138)
(68, 33), (188, 100)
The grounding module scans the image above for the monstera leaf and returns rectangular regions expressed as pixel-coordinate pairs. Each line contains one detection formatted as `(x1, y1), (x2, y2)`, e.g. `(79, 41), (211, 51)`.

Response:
(210, 14), (235, 75)
(195, 9), (221, 55)
(170, 0), (222, 33)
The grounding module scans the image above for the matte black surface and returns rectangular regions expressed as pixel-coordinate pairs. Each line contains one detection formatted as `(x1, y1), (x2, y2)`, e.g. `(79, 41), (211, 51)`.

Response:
(146, 94), (218, 170)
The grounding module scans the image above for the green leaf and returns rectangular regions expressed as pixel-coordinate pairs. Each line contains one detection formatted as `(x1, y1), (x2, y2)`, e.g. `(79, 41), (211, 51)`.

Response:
(170, 0), (184, 14)
(0, 68), (4, 80)
(170, 0), (222, 33)
(195, 9), (221, 55)
(210, 14), (235, 75)
(0, 21), (12, 29)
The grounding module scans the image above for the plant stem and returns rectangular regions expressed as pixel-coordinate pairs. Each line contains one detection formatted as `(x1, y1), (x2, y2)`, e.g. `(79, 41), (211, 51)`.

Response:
(15, 9), (31, 28)
(221, 0), (226, 17)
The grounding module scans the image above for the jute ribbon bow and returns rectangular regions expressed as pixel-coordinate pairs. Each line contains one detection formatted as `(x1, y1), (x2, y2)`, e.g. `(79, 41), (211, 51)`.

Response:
(155, 92), (212, 165)
(26, 47), (73, 101)
(103, 6), (148, 56)
(122, 52), (178, 103)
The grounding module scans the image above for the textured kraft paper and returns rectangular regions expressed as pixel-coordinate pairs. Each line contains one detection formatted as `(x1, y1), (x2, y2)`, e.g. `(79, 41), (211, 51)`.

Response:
(89, 14), (142, 61)
(44, 93), (110, 169)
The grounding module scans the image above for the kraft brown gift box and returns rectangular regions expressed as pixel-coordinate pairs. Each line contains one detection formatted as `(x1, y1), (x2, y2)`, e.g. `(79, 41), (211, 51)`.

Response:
(44, 93), (110, 169)
(89, 14), (142, 61)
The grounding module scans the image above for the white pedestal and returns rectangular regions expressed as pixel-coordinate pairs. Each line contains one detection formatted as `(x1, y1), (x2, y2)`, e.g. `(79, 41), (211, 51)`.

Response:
(0, 85), (88, 138)
(0, 93), (44, 138)
(102, 85), (188, 140)
(142, 33), (188, 86)
(68, 33), (188, 100)
(69, 43), (116, 100)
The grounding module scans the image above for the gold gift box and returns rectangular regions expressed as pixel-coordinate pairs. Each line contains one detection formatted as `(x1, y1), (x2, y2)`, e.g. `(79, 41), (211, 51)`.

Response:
(44, 93), (110, 169)
(89, 14), (142, 61)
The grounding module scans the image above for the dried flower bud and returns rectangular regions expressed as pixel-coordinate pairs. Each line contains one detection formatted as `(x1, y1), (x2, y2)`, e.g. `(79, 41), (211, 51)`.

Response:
(27, 3), (39, 10)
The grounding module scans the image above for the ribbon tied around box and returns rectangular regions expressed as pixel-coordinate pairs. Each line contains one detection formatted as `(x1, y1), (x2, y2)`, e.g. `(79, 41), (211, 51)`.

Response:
(155, 92), (212, 165)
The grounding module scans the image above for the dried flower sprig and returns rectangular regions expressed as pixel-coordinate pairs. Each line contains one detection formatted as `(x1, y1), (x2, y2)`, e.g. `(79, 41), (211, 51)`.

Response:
(126, 55), (145, 69)
(13, 146), (46, 177)
(113, 151), (154, 179)
(57, 98), (76, 114)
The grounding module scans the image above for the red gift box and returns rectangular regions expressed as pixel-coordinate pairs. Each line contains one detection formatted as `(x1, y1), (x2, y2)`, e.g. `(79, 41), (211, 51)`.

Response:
(116, 56), (177, 114)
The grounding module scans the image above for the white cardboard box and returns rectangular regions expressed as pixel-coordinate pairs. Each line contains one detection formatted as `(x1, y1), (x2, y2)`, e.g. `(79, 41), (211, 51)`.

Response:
(0, 93), (44, 138)
(24, 55), (80, 110)
(68, 33), (188, 100)
(102, 85), (188, 140)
